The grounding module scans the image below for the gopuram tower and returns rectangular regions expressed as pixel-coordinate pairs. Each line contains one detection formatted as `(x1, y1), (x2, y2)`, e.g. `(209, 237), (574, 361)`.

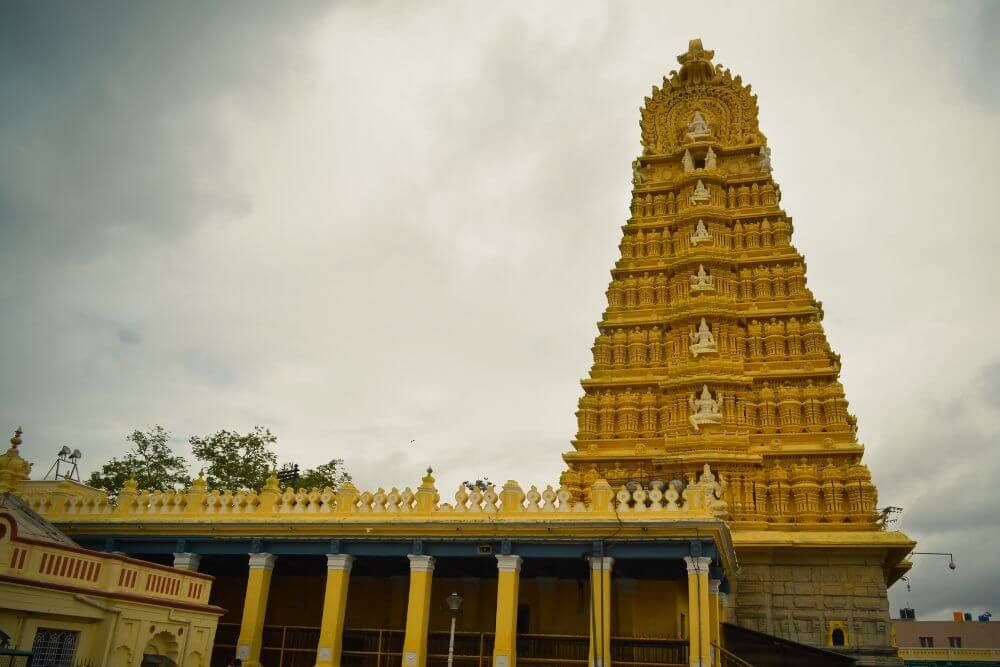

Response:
(561, 40), (913, 665)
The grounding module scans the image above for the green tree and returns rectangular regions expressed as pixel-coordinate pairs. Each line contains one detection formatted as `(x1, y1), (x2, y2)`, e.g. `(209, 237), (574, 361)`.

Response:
(86, 425), (191, 499)
(297, 458), (352, 491)
(190, 426), (278, 491)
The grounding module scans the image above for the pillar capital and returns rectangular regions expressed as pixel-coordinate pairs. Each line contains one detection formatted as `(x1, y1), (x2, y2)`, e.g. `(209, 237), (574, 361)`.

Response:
(683, 555), (711, 574)
(326, 554), (354, 571)
(407, 554), (435, 573)
(590, 555), (614, 572)
(248, 552), (276, 570)
(709, 578), (721, 594)
(172, 552), (200, 572)
(495, 554), (522, 572)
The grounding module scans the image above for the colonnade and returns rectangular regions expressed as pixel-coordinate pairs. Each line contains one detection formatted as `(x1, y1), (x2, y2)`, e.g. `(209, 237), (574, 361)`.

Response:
(172, 551), (724, 667)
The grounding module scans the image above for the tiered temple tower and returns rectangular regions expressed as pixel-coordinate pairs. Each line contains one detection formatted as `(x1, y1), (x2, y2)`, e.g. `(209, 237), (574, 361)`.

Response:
(562, 38), (874, 525)
(561, 40), (912, 665)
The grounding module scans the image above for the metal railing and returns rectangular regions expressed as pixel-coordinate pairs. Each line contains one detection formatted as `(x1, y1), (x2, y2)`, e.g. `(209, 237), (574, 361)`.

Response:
(211, 623), (688, 667)
(712, 642), (754, 667)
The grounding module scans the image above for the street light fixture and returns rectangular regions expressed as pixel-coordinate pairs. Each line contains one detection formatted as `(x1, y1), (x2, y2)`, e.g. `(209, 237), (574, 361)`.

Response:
(446, 591), (463, 667)
(911, 552), (957, 570)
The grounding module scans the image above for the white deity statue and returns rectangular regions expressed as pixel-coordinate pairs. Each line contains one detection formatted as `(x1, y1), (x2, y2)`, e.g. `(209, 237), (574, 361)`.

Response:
(689, 385), (723, 431)
(690, 264), (714, 291)
(682, 149), (694, 173)
(632, 158), (645, 186)
(690, 219), (711, 245)
(688, 317), (717, 357)
(757, 145), (772, 172)
(690, 179), (710, 204)
(705, 146), (717, 170)
(686, 111), (711, 140)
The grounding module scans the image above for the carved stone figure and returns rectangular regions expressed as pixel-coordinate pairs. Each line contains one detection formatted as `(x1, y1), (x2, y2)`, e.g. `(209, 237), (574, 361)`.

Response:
(686, 111), (711, 140)
(758, 145), (772, 172)
(688, 318), (717, 357)
(682, 149), (694, 173)
(632, 158), (646, 186)
(691, 179), (710, 204)
(690, 219), (711, 245)
(689, 385), (723, 431)
(690, 264), (714, 291)
(705, 146), (717, 170)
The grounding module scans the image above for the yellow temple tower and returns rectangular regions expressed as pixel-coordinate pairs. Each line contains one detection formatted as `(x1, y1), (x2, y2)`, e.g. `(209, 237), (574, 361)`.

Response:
(559, 39), (912, 665)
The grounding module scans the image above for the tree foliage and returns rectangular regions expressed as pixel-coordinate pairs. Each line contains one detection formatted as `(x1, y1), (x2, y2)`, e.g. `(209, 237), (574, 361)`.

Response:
(297, 458), (352, 491)
(86, 425), (354, 498)
(189, 426), (278, 491)
(85, 425), (191, 499)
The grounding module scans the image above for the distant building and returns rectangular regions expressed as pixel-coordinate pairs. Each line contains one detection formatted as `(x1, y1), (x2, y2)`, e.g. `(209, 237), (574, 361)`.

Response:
(894, 612), (1000, 666)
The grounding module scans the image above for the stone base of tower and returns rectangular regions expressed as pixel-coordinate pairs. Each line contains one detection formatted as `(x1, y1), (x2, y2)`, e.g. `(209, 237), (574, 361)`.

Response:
(730, 542), (908, 666)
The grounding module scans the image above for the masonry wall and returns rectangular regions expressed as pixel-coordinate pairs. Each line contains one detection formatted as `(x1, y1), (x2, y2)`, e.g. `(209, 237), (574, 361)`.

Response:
(733, 547), (895, 660)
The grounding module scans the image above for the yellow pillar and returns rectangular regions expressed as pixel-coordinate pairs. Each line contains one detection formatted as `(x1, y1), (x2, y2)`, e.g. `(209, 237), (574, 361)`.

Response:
(684, 556), (711, 667)
(316, 554), (354, 667)
(493, 554), (522, 667)
(236, 552), (276, 667)
(588, 556), (613, 667)
(708, 578), (721, 656)
(402, 554), (435, 667)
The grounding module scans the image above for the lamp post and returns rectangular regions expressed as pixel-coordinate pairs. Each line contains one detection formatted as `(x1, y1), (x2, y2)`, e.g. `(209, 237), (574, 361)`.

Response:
(446, 591), (463, 667)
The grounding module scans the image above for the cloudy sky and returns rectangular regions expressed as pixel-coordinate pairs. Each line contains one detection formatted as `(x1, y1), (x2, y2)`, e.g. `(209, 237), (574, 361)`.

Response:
(2, 1), (998, 620)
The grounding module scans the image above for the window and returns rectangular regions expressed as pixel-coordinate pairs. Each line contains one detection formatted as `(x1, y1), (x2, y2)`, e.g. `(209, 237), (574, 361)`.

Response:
(919, 636), (934, 648)
(30, 628), (79, 667)
(831, 628), (845, 646)
(949, 636), (962, 648)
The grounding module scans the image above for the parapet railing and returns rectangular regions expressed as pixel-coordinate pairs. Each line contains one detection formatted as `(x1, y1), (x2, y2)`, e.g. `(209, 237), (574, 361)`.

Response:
(0, 513), (212, 606)
(15, 465), (728, 523)
(896, 648), (1000, 660)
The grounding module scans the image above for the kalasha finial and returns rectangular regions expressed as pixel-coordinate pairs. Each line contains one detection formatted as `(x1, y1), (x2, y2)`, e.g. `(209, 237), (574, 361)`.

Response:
(10, 427), (22, 449)
(677, 38), (714, 65)
(675, 38), (719, 85)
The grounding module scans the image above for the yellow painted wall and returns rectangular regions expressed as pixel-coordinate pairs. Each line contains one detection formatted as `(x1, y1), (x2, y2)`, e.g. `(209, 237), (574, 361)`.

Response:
(0, 580), (219, 667)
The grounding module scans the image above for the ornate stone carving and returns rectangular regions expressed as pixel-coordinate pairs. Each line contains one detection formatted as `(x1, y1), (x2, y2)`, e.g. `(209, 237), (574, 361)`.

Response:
(689, 385), (723, 431)
(705, 146), (717, 170)
(691, 179), (710, 204)
(686, 111), (711, 141)
(757, 145), (772, 172)
(640, 40), (764, 155)
(631, 158), (645, 185)
(690, 264), (714, 291)
(690, 219), (711, 245)
(689, 318), (717, 357)
(682, 149), (694, 173)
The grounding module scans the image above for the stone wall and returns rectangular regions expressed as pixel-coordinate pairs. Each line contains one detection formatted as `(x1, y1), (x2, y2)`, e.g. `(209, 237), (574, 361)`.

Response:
(733, 547), (901, 666)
